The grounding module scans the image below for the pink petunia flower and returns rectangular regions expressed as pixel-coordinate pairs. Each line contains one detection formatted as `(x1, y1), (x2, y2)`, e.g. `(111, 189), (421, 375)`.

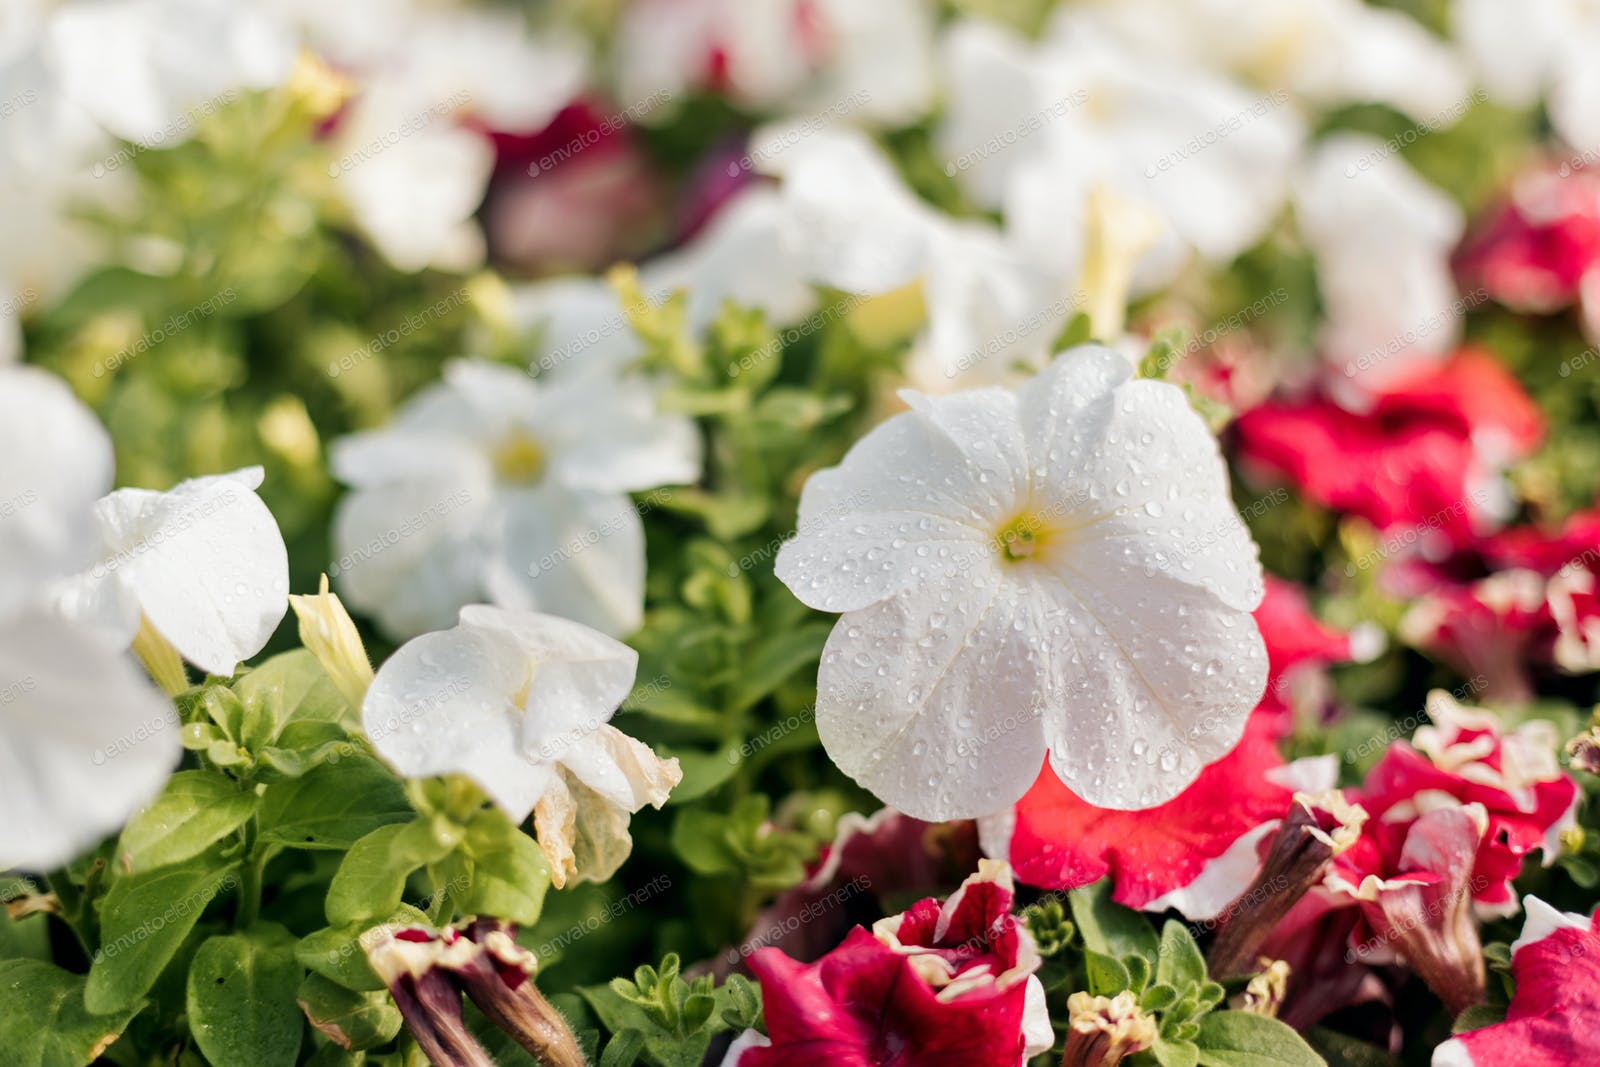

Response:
(723, 860), (1052, 1067)
(1432, 897), (1600, 1065)
(1454, 163), (1600, 316)
(1356, 691), (1580, 917)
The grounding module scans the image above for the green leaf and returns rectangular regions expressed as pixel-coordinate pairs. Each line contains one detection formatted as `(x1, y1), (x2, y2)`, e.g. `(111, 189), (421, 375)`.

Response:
(1156, 920), (1208, 993)
(296, 972), (401, 1051)
(326, 820), (449, 926)
(115, 771), (258, 873)
(600, 1029), (645, 1067)
(1141, 983), (1180, 1013)
(724, 623), (831, 714)
(86, 857), (239, 1013)
(0, 959), (142, 1067)
(0, 912), (50, 963)
(186, 926), (304, 1067)
(455, 812), (552, 926)
(1195, 1011), (1327, 1067)
(1085, 950), (1132, 997)
(258, 757), (412, 851)
(1155, 1036), (1202, 1067)
(658, 742), (744, 805)
(1070, 879), (1159, 960)
(234, 649), (357, 735)
(295, 904), (427, 993)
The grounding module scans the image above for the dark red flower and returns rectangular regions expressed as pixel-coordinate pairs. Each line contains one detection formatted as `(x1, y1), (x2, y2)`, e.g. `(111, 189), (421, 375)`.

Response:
(724, 861), (1051, 1067)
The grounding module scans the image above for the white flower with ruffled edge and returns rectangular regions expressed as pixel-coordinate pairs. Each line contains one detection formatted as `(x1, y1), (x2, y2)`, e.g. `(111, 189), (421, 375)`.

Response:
(329, 359), (700, 641)
(55, 466), (290, 678)
(775, 344), (1267, 821)
(362, 604), (681, 887)
(0, 366), (177, 871)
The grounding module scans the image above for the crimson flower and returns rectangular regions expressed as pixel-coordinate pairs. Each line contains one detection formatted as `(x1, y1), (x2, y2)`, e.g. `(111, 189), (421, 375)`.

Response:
(1433, 897), (1600, 1066)
(723, 861), (1051, 1067)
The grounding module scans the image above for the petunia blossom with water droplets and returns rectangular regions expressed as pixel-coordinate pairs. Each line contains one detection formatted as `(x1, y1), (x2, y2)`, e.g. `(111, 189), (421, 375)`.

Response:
(775, 343), (1268, 821)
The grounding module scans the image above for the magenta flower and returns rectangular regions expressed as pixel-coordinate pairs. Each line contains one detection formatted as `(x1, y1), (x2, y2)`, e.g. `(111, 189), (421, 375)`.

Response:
(1433, 898), (1600, 1066)
(723, 861), (1051, 1067)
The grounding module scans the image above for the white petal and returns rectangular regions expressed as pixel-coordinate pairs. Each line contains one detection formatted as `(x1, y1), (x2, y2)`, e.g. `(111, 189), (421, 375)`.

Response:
(329, 477), (491, 642)
(484, 486), (646, 639)
(1030, 565), (1267, 810)
(815, 573), (1051, 822)
(459, 604), (638, 760)
(555, 724), (680, 816)
(91, 468), (289, 675)
(1019, 349), (1264, 612)
(541, 377), (702, 493)
(1021, 975), (1054, 1060)
(1510, 895), (1590, 958)
(0, 366), (112, 614)
(362, 624), (555, 820)
(776, 388), (1022, 614)
(0, 610), (178, 871)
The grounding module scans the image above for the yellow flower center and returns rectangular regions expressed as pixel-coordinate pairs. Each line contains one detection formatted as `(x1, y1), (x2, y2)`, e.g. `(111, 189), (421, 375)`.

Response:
(996, 512), (1056, 562)
(492, 431), (547, 484)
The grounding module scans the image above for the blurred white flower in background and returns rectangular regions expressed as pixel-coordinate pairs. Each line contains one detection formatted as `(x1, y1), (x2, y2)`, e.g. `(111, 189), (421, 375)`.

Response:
(0, 367), (176, 872)
(362, 605), (681, 887)
(54, 468), (291, 678)
(1294, 133), (1466, 402)
(331, 359), (700, 641)
(775, 345), (1267, 821)
(1452, 0), (1600, 156)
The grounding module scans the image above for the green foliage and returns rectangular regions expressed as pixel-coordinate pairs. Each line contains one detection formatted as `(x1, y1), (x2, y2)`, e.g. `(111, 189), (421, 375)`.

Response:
(582, 954), (761, 1067)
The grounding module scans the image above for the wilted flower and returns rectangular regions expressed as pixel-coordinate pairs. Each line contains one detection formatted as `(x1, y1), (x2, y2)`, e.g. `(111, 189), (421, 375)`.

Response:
(361, 604), (680, 887)
(1062, 991), (1158, 1067)
(330, 359), (700, 640)
(776, 344), (1267, 820)
(723, 860), (1052, 1067)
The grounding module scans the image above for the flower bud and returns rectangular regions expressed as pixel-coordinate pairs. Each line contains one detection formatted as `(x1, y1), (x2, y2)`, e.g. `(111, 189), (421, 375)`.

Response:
(290, 574), (374, 711)
(457, 919), (585, 1067)
(362, 926), (495, 1067)
(1208, 791), (1367, 978)
(1061, 991), (1157, 1067)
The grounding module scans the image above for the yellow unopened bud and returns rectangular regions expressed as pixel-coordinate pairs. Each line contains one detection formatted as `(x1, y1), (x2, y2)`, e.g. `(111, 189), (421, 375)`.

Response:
(285, 49), (351, 121)
(466, 271), (515, 336)
(132, 615), (189, 696)
(1078, 183), (1164, 341)
(848, 280), (927, 349)
(289, 575), (373, 711)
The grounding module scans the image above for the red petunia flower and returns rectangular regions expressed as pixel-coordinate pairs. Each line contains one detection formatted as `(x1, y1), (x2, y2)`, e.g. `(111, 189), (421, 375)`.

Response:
(723, 861), (1051, 1067)
(1432, 898), (1600, 1066)
(1356, 691), (1580, 917)
(1454, 164), (1600, 315)
(1233, 348), (1542, 554)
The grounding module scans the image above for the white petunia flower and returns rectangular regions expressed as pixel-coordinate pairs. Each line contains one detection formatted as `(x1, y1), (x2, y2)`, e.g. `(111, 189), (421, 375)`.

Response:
(330, 360), (700, 641)
(56, 467), (291, 678)
(937, 15), (1303, 292)
(0, 366), (177, 872)
(1294, 134), (1465, 402)
(362, 605), (681, 887)
(775, 345), (1267, 821)
(1451, 0), (1600, 154)
(45, 0), (297, 148)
